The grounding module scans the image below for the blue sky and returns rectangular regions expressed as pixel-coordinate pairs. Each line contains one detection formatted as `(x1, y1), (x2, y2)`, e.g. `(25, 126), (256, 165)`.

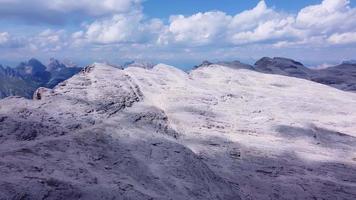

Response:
(0, 0), (356, 68)
(144, 0), (325, 18)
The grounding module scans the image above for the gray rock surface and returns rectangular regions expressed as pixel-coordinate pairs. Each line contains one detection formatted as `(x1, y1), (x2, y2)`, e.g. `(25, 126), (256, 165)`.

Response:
(254, 57), (356, 92)
(0, 64), (239, 200)
(311, 63), (356, 91)
(1, 63), (356, 199)
(123, 61), (155, 69)
(194, 60), (254, 71)
(254, 57), (313, 78)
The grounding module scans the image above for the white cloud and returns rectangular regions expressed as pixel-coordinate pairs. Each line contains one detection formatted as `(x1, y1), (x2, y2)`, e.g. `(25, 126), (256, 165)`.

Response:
(82, 12), (164, 44)
(29, 29), (70, 52)
(273, 36), (326, 48)
(0, 32), (10, 45)
(296, 0), (356, 33)
(1, 0), (356, 63)
(85, 13), (143, 44)
(0, 32), (24, 48)
(230, 1), (274, 31)
(3, 0), (356, 49)
(328, 32), (356, 44)
(159, 1), (302, 46)
(164, 11), (231, 45)
(157, 0), (356, 47)
(230, 16), (300, 45)
(228, 1), (304, 45)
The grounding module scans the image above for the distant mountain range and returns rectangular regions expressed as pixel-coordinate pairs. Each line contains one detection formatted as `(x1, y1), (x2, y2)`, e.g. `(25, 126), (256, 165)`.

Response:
(1, 57), (355, 100)
(0, 58), (82, 99)
(196, 57), (356, 92)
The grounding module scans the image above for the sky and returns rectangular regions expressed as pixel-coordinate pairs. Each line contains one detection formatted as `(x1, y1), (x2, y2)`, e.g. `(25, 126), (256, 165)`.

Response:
(0, 0), (356, 69)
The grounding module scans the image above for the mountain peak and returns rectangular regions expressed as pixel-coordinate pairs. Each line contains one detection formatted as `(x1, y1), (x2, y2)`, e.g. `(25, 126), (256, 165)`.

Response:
(193, 60), (213, 69)
(216, 60), (254, 70)
(273, 57), (304, 66)
(124, 60), (155, 69)
(255, 57), (304, 67)
(16, 58), (47, 76)
(254, 57), (311, 79)
(194, 60), (254, 70)
(47, 58), (66, 72)
(28, 57), (41, 63)
(28, 58), (46, 68)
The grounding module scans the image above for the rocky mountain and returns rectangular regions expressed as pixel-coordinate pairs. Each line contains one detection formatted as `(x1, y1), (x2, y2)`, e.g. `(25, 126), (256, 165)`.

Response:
(0, 58), (82, 99)
(16, 58), (51, 85)
(311, 62), (356, 91)
(254, 57), (356, 92)
(46, 58), (69, 72)
(46, 58), (82, 88)
(0, 65), (36, 98)
(197, 57), (356, 92)
(0, 63), (355, 199)
(194, 60), (254, 71)
(254, 57), (313, 79)
(123, 61), (155, 69)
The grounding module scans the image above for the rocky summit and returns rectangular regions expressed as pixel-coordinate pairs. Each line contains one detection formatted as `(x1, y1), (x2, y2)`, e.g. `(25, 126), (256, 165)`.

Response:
(0, 63), (356, 200)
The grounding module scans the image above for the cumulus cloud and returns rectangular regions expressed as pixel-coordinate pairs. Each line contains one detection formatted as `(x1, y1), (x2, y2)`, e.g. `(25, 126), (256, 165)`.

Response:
(296, 0), (356, 33)
(0, 32), (10, 45)
(83, 13), (164, 44)
(34, 29), (69, 51)
(327, 32), (356, 44)
(13, 29), (77, 53)
(158, 1), (299, 46)
(0, 32), (24, 48)
(163, 11), (231, 46)
(1, 0), (356, 63)
(156, 0), (356, 48)
(2, 0), (356, 48)
(230, 1), (275, 31)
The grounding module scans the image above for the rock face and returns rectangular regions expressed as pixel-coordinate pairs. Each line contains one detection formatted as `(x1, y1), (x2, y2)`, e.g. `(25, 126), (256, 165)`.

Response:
(1, 63), (356, 200)
(312, 63), (356, 91)
(195, 60), (254, 71)
(0, 58), (81, 99)
(254, 57), (356, 92)
(45, 58), (82, 88)
(254, 57), (313, 78)
(123, 61), (155, 69)
(0, 65), (37, 99)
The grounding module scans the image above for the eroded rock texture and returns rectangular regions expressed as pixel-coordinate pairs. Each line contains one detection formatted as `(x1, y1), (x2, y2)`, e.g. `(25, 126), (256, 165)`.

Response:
(1, 63), (356, 200)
